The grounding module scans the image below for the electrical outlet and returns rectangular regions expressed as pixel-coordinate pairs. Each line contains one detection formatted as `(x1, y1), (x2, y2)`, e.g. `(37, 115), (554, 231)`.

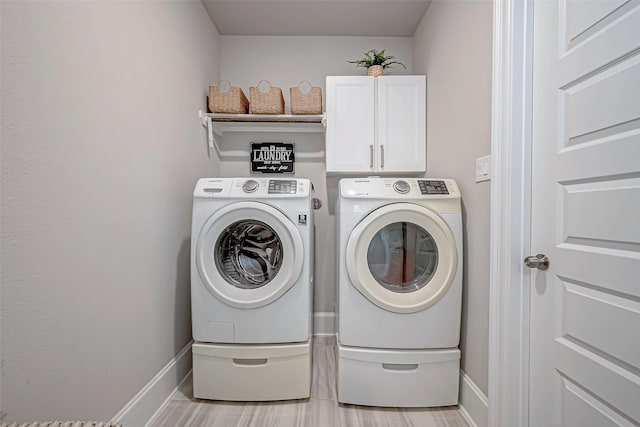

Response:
(475, 155), (491, 182)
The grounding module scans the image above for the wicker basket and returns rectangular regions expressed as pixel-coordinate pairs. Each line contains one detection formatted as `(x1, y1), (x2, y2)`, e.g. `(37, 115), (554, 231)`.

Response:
(208, 80), (249, 114)
(250, 80), (285, 115)
(290, 81), (322, 115)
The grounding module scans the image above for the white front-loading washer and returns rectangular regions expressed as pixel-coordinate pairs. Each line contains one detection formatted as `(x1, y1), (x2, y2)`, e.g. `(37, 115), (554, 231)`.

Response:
(190, 177), (313, 401)
(336, 177), (462, 407)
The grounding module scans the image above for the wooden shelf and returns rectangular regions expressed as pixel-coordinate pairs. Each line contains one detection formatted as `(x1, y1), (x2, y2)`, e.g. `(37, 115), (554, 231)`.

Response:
(204, 112), (324, 123)
(199, 111), (326, 150)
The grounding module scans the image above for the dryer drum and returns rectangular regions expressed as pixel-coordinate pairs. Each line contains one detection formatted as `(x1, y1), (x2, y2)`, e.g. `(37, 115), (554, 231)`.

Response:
(215, 220), (283, 289)
(366, 221), (438, 293)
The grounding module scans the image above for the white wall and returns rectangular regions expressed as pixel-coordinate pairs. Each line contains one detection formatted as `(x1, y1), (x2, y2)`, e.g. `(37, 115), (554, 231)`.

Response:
(219, 36), (413, 313)
(412, 1), (493, 395)
(0, 1), (220, 422)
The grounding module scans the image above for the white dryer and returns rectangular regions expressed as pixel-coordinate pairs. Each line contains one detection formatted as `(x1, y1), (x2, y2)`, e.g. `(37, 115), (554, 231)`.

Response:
(191, 177), (313, 401)
(336, 177), (462, 407)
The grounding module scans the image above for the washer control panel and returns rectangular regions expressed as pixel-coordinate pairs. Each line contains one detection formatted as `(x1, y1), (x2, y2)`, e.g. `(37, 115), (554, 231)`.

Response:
(418, 180), (449, 195)
(197, 178), (310, 199)
(268, 179), (298, 194)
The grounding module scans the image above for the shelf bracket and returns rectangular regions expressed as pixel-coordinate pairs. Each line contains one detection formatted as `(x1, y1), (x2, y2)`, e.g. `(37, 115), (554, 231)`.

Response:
(198, 109), (210, 127)
(199, 110), (219, 151)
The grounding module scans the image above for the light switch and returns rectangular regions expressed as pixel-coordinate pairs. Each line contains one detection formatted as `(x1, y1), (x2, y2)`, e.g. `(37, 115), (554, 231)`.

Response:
(475, 155), (491, 182)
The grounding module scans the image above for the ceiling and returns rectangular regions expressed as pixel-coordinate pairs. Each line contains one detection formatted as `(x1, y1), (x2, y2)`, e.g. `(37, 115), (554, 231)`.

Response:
(201, 0), (432, 37)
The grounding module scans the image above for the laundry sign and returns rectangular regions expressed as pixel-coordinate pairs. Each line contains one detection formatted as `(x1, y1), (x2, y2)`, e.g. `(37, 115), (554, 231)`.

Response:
(250, 142), (295, 174)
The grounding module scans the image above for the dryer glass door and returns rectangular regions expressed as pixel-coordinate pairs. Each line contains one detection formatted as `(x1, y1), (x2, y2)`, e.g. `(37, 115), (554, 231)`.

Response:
(367, 222), (438, 293)
(346, 203), (458, 314)
(196, 201), (304, 309)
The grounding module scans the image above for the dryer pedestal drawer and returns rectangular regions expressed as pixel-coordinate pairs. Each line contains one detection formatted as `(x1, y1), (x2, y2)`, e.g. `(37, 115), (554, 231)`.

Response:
(337, 344), (460, 407)
(192, 340), (311, 401)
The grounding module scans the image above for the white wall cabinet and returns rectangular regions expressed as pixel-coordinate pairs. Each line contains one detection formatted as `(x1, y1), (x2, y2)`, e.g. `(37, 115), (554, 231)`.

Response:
(325, 75), (426, 173)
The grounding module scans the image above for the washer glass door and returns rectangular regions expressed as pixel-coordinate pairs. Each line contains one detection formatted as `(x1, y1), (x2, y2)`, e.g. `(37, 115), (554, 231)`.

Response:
(346, 203), (457, 313)
(216, 220), (283, 289)
(197, 201), (304, 308)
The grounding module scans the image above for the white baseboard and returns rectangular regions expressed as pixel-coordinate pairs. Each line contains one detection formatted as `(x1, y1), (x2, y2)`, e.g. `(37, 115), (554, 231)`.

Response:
(459, 370), (489, 427)
(313, 312), (335, 336)
(112, 340), (193, 427)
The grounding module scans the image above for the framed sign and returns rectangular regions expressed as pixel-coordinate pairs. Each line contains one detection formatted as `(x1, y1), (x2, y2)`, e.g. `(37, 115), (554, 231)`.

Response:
(250, 142), (295, 174)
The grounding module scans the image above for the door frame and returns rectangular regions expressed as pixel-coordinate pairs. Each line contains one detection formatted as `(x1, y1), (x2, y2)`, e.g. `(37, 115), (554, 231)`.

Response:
(488, 0), (534, 426)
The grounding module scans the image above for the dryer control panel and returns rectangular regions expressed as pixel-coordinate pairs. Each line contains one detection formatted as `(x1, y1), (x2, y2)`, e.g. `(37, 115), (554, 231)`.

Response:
(418, 180), (449, 195)
(340, 178), (459, 199)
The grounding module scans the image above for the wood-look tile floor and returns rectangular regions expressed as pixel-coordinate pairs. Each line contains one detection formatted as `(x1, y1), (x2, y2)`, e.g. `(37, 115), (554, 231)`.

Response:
(150, 337), (470, 427)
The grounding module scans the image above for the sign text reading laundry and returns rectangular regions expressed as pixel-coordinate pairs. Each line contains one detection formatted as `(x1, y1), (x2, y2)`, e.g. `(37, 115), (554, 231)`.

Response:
(252, 149), (292, 162)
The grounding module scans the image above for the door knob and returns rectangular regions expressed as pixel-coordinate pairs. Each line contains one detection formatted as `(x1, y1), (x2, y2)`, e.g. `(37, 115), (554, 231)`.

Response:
(524, 254), (549, 270)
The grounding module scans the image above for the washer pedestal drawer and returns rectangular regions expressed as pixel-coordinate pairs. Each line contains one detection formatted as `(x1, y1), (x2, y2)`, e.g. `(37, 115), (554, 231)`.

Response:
(193, 340), (311, 401)
(337, 343), (460, 407)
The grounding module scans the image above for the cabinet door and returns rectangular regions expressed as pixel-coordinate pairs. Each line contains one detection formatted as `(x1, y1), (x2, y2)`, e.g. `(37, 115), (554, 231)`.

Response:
(326, 76), (375, 172)
(377, 76), (426, 173)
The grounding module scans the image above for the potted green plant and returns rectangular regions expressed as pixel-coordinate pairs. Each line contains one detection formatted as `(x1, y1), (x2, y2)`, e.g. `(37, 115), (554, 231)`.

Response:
(347, 49), (407, 76)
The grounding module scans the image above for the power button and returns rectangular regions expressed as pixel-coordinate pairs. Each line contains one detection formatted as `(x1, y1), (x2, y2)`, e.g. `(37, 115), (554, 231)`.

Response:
(242, 180), (259, 193)
(393, 180), (410, 194)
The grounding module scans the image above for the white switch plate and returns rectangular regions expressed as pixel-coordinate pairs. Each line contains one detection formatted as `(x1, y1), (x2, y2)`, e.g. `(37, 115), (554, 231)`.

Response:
(475, 155), (491, 182)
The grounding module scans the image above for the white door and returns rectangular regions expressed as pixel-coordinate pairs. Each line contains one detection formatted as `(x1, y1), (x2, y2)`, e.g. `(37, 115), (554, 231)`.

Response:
(325, 76), (375, 172)
(530, 1), (640, 426)
(377, 76), (426, 173)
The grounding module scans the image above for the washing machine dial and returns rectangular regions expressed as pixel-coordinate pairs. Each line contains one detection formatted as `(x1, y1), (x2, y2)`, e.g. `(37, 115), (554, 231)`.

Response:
(393, 180), (410, 194)
(242, 180), (259, 193)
